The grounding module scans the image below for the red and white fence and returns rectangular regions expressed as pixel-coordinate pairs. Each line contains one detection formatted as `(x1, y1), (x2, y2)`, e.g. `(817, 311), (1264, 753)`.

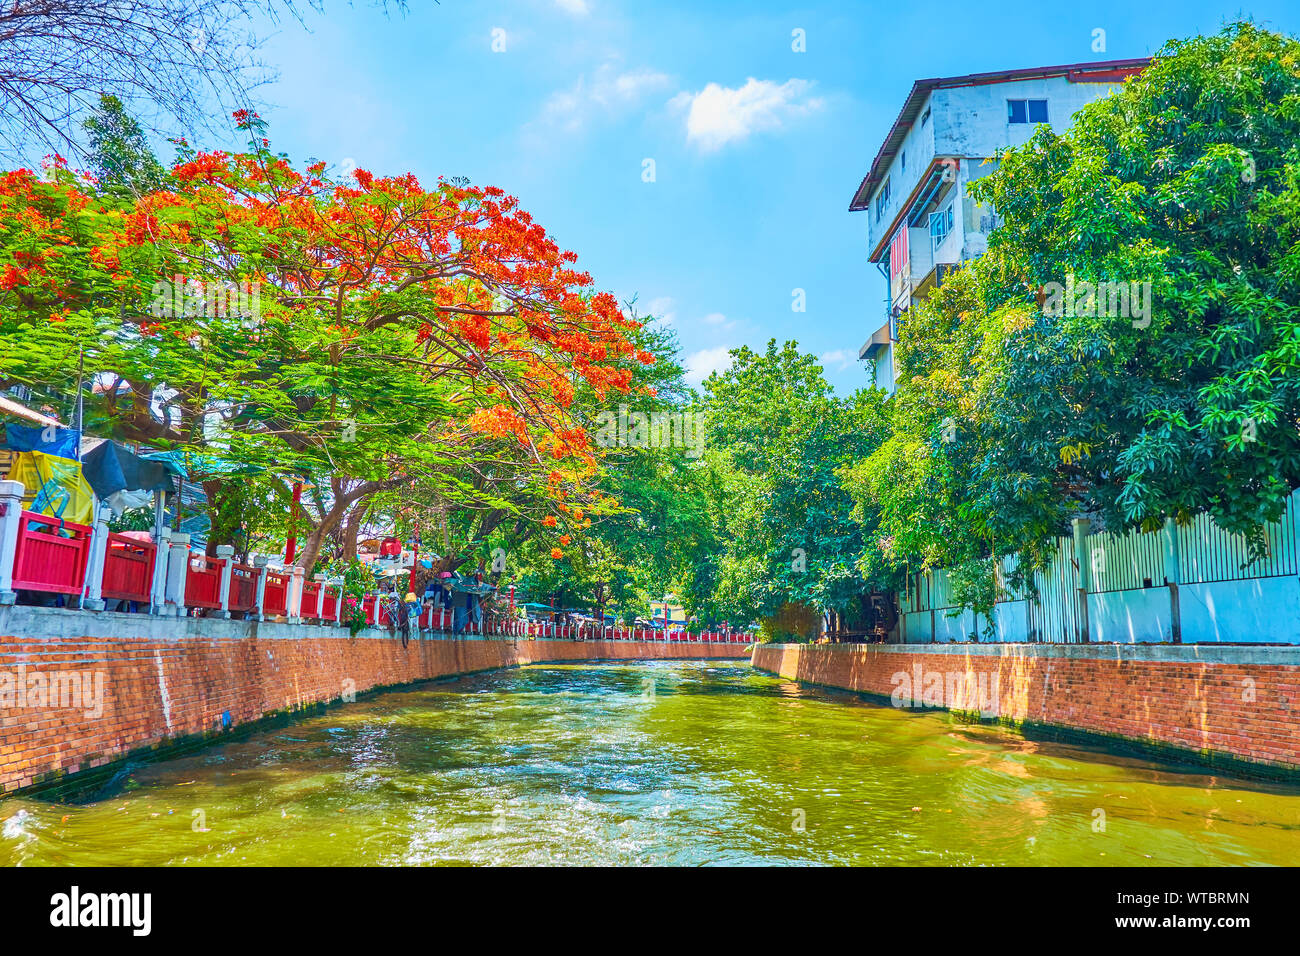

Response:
(0, 479), (750, 642)
(8, 509), (94, 596)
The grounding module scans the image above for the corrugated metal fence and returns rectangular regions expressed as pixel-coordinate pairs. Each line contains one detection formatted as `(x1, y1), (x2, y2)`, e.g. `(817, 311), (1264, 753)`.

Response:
(900, 491), (1300, 644)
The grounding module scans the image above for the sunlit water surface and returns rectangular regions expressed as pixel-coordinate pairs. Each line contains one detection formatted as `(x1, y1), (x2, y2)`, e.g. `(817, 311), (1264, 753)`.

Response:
(2, 661), (1298, 865)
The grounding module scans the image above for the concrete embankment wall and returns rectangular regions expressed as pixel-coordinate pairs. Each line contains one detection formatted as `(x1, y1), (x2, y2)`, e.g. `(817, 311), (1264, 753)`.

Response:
(0, 606), (747, 795)
(753, 642), (1300, 780)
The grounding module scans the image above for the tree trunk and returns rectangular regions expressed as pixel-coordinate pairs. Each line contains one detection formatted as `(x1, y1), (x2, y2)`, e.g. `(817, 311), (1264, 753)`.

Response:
(293, 478), (394, 573)
(341, 504), (366, 562)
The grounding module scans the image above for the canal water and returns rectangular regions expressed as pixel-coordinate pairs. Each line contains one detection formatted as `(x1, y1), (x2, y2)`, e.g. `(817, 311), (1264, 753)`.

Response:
(2, 660), (1297, 866)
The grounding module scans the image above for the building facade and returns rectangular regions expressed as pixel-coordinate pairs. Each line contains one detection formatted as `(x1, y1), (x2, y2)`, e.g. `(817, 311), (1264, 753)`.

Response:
(849, 58), (1148, 392)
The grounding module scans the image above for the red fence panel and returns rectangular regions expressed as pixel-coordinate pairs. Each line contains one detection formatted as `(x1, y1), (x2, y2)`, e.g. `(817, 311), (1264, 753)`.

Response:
(102, 533), (155, 603)
(264, 571), (289, 616)
(301, 581), (322, 620)
(230, 563), (258, 613)
(11, 511), (92, 596)
(321, 586), (338, 622)
(184, 554), (225, 610)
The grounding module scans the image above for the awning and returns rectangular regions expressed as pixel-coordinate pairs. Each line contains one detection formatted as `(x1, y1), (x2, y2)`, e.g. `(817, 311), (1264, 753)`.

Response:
(0, 395), (60, 428)
(81, 440), (173, 498)
(139, 450), (190, 480)
(859, 323), (893, 361)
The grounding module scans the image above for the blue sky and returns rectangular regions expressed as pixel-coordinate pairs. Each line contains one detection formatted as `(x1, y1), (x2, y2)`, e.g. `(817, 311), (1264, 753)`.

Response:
(219, 0), (1300, 392)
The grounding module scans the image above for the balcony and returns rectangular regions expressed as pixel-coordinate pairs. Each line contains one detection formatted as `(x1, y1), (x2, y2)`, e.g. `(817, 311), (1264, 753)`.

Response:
(888, 225), (960, 315)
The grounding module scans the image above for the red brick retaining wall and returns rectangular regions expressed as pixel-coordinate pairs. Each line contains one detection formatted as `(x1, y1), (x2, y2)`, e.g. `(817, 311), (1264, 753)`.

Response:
(753, 643), (1300, 778)
(0, 608), (747, 794)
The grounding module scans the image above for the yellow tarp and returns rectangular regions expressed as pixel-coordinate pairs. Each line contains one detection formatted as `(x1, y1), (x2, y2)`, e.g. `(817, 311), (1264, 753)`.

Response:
(6, 450), (94, 525)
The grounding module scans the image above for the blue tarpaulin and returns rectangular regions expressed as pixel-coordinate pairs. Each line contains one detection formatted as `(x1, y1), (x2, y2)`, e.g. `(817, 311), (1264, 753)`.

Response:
(81, 440), (172, 498)
(1, 423), (79, 459)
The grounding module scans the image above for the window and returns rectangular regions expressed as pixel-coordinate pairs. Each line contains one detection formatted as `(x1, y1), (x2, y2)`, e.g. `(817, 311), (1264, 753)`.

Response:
(929, 203), (954, 249)
(875, 177), (891, 222)
(1008, 99), (1048, 124)
(920, 106), (930, 127)
(901, 150), (906, 173)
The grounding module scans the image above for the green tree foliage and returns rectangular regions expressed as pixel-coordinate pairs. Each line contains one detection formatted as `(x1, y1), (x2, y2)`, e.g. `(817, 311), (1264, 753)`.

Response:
(686, 340), (895, 627)
(82, 95), (168, 196)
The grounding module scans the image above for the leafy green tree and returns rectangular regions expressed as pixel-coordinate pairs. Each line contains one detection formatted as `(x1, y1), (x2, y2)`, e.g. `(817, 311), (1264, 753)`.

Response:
(82, 95), (168, 196)
(688, 341), (895, 631)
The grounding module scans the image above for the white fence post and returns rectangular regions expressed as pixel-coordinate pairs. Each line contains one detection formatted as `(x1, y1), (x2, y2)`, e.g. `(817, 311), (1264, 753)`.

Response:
(164, 532), (191, 617)
(252, 554), (269, 621)
(332, 578), (344, 625)
(287, 566), (305, 623)
(0, 480), (24, 606)
(313, 573), (326, 621)
(81, 502), (112, 611)
(215, 544), (235, 619)
(150, 526), (171, 614)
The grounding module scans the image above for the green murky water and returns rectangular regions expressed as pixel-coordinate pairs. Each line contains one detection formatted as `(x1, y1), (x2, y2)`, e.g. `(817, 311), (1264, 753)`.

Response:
(1, 660), (1297, 866)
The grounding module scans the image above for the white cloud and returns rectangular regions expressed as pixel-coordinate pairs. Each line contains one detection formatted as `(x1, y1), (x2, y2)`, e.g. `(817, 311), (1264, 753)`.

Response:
(671, 78), (823, 151)
(537, 63), (671, 133)
(684, 346), (735, 387)
(694, 310), (739, 331)
(555, 0), (589, 14)
(645, 296), (676, 325)
(819, 349), (856, 372)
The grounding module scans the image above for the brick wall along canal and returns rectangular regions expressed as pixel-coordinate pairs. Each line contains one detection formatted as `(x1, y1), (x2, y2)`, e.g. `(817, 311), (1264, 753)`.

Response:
(2, 660), (1298, 865)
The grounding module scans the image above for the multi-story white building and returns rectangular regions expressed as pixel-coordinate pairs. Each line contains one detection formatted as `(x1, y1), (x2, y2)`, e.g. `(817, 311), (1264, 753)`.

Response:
(850, 58), (1148, 392)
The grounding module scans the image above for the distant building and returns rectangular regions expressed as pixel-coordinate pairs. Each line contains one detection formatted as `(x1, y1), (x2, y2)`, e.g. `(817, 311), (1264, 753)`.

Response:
(849, 58), (1148, 393)
(648, 597), (687, 627)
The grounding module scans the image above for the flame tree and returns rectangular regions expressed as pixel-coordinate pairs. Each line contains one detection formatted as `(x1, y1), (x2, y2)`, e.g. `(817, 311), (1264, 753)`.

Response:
(0, 111), (655, 573)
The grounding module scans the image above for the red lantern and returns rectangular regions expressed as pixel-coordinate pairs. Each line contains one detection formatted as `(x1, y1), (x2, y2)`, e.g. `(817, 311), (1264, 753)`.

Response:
(379, 536), (402, 557)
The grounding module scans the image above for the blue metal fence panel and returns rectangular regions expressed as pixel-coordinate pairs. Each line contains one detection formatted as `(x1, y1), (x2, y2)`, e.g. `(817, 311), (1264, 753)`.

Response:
(1088, 527), (1166, 593)
(1177, 494), (1298, 584)
(897, 495), (1298, 643)
(1028, 536), (1081, 642)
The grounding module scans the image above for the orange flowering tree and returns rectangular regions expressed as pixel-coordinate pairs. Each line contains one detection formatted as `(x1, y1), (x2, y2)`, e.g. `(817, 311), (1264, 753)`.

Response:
(0, 112), (656, 573)
(449, 320), (707, 621)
